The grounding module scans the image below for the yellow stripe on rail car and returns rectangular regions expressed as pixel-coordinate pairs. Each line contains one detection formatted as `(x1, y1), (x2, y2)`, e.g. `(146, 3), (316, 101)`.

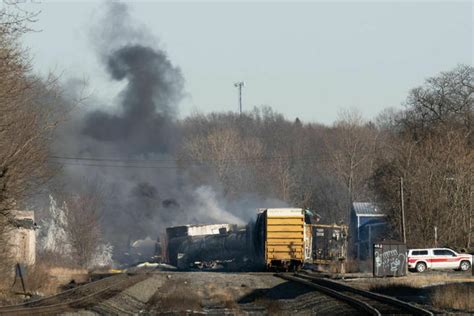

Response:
(266, 238), (304, 243)
(267, 219), (303, 221)
(267, 217), (304, 224)
(267, 216), (304, 219)
(266, 232), (304, 238)
(267, 254), (304, 260)
(268, 245), (303, 251)
(267, 226), (304, 232)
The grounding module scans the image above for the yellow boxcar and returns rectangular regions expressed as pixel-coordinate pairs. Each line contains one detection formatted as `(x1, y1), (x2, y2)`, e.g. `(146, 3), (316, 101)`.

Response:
(260, 208), (311, 271)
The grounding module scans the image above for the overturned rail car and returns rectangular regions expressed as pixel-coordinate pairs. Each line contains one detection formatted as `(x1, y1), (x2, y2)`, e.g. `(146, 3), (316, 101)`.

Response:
(165, 224), (252, 269)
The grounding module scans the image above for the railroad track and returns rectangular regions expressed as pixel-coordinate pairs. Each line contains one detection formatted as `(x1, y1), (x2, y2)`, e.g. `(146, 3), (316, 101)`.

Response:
(0, 273), (149, 315)
(277, 273), (434, 316)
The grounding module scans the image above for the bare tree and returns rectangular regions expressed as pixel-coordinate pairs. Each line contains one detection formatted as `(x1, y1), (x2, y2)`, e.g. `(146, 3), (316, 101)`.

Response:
(402, 65), (473, 142)
(0, 5), (61, 279)
(64, 193), (103, 268)
(374, 130), (473, 248)
(373, 66), (473, 249)
(325, 109), (380, 220)
(182, 127), (264, 199)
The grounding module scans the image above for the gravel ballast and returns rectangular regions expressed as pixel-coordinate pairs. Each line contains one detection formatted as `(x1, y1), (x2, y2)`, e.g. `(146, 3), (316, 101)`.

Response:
(66, 271), (361, 315)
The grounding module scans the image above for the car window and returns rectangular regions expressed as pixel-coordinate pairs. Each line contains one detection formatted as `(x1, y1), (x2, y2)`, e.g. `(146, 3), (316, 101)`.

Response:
(433, 250), (456, 256)
(411, 250), (428, 256)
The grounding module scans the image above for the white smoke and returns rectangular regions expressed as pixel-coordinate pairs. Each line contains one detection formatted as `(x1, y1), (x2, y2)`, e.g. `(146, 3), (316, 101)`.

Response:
(38, 195), (71, 256)
(90, 243), (114, 267)
(38, 195), (114, 267)
(192, 186), (245, 225)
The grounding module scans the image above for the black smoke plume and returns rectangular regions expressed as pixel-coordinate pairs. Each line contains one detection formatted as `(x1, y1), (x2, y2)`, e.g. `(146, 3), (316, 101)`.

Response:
(51, 2), (285, 264)
(83, 44), (183, 154)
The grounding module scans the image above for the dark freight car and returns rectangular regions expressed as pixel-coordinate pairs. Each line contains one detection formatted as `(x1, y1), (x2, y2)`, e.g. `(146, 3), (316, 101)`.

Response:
(312, 224), (348, 265)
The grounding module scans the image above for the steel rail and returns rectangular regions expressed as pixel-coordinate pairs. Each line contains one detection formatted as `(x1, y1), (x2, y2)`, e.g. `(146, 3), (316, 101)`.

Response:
(295, 273), (433, 316)
(277, 273), (381, 315)
(0, 273), (125, 311)
(0, 274), (146, 315)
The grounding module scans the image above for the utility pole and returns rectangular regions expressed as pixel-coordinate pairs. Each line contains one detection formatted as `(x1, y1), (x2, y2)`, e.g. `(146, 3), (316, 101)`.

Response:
(400, 177), (406, 244)
(469, 184), (473, 250)
(234, 81), (244, 114)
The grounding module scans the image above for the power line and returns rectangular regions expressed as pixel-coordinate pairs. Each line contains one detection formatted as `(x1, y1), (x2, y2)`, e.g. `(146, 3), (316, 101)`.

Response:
(50, 155), (181, 163)
(49, 154), (325, 164)
(48, 154), (330, 169)
(48, 161), (180, 169)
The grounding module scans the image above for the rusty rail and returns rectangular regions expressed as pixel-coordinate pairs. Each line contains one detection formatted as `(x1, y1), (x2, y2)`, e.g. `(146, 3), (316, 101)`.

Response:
(0, 273), (148, 315)
(277, 273), (434, 316)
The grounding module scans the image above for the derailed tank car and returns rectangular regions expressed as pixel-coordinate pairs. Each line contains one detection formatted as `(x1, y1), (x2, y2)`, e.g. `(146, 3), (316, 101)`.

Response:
(163, 208), (315, 271)
(166, 224), (252, 269)
(254, 208), (313, 271)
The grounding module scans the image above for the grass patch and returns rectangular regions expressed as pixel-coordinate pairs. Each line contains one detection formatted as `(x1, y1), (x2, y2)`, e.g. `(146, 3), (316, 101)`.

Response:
(362, 275), (474, 312)
(147, 277), (244, 313)
(0, 260), (89, 306)
(148, 279), (203, 312)
(359, 273), (474, 291)
(431, 283), (474, 312)
(158, 292), (202, 312)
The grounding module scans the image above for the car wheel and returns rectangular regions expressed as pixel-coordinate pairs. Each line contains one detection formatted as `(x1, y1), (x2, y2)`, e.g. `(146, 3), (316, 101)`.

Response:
(415, 262), (427, 273)
(460, 261), (471, 271)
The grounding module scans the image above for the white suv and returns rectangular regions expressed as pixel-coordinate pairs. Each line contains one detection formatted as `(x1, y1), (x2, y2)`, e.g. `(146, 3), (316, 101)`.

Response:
(408, 248), (472, 272)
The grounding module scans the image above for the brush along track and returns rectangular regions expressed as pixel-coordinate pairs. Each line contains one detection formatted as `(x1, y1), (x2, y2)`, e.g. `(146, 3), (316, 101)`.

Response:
(277, 273), (434, 315)
(0, 273), (150, 315)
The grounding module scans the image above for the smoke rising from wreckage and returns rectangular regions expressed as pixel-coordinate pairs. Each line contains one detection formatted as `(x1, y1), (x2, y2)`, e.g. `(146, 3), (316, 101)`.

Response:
(1, 2), (472, 314)
(51, 2), (286, 264)
(161, 208), (343, 272)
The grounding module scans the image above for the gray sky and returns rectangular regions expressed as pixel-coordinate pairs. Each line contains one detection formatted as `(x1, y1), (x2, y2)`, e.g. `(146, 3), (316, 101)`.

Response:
(19, 0), (473, 124)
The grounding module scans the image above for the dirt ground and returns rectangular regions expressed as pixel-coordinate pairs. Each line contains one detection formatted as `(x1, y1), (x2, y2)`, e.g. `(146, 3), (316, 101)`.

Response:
(10, 270), (473, 314)
(144, 272), (361, 315)
(70, 271), (361, 315)
(134, 271), (473, 315)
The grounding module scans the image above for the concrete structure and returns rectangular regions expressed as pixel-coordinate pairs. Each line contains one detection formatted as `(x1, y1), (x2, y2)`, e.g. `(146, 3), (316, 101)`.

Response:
(349, 202), (387, 260)
(9, 211), (36, 265)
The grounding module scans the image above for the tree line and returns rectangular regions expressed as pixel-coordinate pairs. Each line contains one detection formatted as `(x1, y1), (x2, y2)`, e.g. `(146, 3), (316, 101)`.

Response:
(178, 64), (472, 250)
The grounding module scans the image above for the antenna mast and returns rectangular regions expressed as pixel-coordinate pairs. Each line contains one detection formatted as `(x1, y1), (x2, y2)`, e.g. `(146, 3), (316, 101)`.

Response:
(234, 81), (244, 114)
